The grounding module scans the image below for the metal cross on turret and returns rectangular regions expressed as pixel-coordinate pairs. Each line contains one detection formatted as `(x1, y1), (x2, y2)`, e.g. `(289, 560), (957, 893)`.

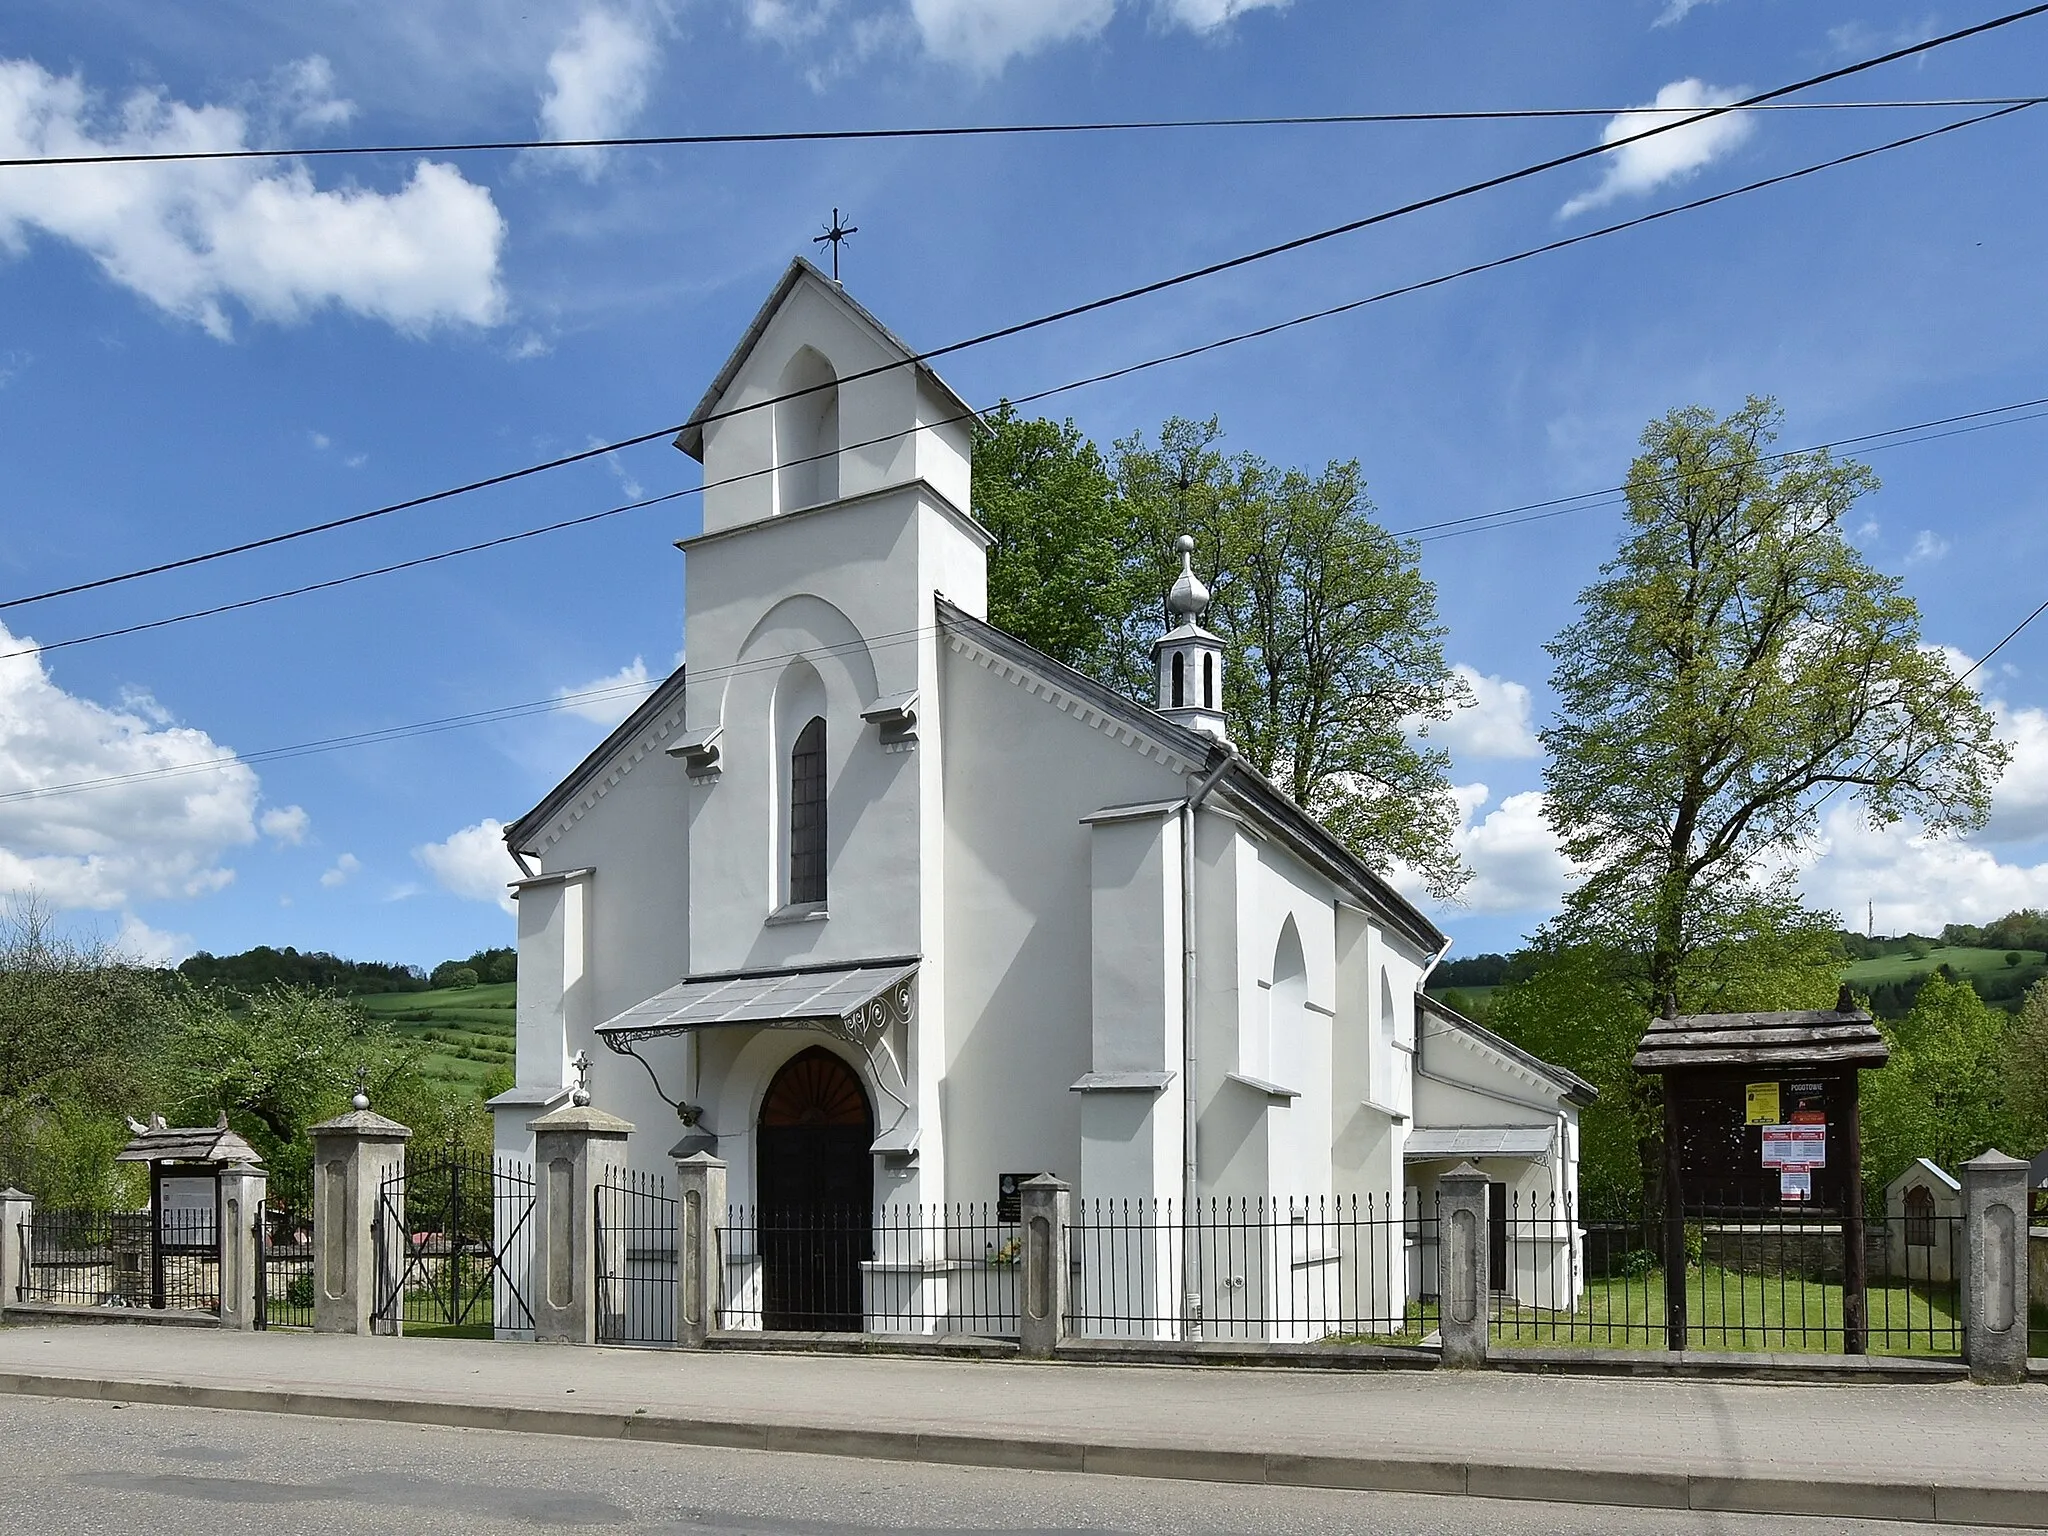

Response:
(570, 1049), (593, 1108)
(813, 208), (858, 282)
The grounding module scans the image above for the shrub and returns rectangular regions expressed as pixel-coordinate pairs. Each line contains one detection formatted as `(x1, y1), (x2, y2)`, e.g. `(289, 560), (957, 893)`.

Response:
(2007, 951), (2023, 967)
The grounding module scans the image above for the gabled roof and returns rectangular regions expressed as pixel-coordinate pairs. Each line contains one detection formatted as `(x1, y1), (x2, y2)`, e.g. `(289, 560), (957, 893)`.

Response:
(1887, 1156), (1961, 1193)
(935, 598), (1447, 955)
(1419, 992), (1599, 1106)
(673, 256), (979, 462)
(505, 664), (689, 858)
(1632, 1006), (1888, 1073)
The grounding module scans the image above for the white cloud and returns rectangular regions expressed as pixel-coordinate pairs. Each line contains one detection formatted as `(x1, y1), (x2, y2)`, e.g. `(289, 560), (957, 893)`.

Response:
(1653, 0), (1719, 25)
(537, 7), (662, 177)
(259, 804), (310, 844)
(1906, 529), (1949, 565)
(0, 620), (259, 910)
(114, 912), (192, 966)
(1426, 665), (1541, 759)
(269, 56), (356, 133)
(415, 820), (523, 914)
(1559, 79), (1754, 219)
(558, 657), (656, 725)
(1391, 783), (1576, 917)
(1795, 804), (2048, 937)
(1154, 0), (1288, 29)
(1977, 700), (2048, 846)
(746, 0), (841, 44)
(0, 56), (506, 338)
(319, 852), (362, 888)
(908, 0), (1115, 72)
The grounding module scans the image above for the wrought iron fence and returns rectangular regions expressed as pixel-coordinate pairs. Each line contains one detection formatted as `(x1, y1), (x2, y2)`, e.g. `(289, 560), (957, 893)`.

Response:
(16, 1207), (220, 1313)
(372, 1154), (535, 1336)
(1068, 1194), (1435, 1343)
(256, 1199), (315, 1329)
(596, 1168), (676, 1346)
(1486, 1190), (1964, 1356)
(722, 1202), (1020, 1335)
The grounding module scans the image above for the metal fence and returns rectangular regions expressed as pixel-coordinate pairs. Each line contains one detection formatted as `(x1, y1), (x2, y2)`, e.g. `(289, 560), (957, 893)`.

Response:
(596, 1168), (676, 1346)
(722, 1202), (1020, 1335)
(372, 1154), (535, 1337)
(16, 1207), (220, 1313)
(1487, 1191), (1965, 1356)
(1068, 1194), (1435, 1343)
(256, 1199), (315, 1329)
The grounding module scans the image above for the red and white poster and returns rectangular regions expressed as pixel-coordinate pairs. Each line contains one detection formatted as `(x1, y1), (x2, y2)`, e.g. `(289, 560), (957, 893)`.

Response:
(1760, 1124), (1826, 1169)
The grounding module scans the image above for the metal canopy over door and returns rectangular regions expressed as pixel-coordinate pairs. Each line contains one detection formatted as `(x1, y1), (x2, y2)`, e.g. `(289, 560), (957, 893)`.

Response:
(757, 1047), (873, 1330)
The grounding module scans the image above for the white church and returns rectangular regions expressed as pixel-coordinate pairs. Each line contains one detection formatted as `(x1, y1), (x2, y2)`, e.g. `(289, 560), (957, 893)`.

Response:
(491, 257), (1592, 1339)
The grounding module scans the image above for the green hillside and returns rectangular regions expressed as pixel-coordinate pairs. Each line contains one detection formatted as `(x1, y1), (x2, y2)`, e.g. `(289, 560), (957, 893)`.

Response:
(358, 982), (515, 1089)
(1841, 945), (2045, 985)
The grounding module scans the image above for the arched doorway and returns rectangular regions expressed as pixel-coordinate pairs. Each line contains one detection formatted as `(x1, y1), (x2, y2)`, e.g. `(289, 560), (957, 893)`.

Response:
(757, 1046), (873, 1330)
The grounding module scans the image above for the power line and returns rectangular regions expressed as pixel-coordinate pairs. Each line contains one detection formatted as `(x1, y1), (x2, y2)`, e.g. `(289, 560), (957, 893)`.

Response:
(2, 98), (2038, 171)
(6, 102), (2032, 664)
(8, 4), (2041, 616)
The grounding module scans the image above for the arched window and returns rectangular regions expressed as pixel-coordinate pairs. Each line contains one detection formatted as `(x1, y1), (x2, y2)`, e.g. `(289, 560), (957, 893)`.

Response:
(775, 347), (839, 514)
(1379, 968), (1396, 1045)
(1171, 651), (1185, 709)
(1903, 1184), (1935, 1247)
(1203, 652), (1214, 709)
(789, 716), (827, 904)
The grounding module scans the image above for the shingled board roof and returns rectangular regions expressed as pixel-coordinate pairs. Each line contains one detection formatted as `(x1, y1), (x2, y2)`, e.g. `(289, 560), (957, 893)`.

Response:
(1633, 1007), (1889, 1073)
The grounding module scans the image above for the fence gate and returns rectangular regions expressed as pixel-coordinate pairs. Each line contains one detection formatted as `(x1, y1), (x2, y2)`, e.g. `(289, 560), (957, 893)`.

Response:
(371, 1152), (535, 1336)
(255, 1199), (314, 1329)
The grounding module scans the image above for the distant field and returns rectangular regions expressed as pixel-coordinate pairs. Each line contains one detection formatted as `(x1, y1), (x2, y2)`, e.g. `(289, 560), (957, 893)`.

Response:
(1842, 946), (2045, 985)
(358, 982), (514, 1089)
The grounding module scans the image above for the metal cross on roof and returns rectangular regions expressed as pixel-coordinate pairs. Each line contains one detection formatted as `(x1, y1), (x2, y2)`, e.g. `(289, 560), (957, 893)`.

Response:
(813, 208), (858, 282)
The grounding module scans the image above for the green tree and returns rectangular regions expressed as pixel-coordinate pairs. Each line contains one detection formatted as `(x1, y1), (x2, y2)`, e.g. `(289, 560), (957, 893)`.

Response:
(2007, 976), (2048, 1151)
(1862, 970), (2023, 1189)
(971, 403), (1144, 684)
(1542, 397), (2007, 1012)
(979, 411), (1470, 895)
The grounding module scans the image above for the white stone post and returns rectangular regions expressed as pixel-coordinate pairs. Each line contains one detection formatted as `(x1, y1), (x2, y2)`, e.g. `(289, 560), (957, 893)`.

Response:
(0, 1188), (31, 1317)
(1018, 1174), (1072, 1359)
(1961, 1149), (2030, 1385)
(1437, 1163), (1490, 1369)
(216, 1161), (266, 1332)
(309, 1107), (412, 1336)
(529, 1102), (634, 1344)
(673, 1152), (728, 1349)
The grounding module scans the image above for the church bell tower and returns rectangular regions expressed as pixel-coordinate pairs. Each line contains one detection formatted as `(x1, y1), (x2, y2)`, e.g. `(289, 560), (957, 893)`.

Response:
(1152, 535), (1227, 740)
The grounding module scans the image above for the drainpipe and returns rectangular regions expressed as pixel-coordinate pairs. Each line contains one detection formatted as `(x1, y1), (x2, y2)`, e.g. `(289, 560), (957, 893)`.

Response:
(1180, 747), (1233, 1341)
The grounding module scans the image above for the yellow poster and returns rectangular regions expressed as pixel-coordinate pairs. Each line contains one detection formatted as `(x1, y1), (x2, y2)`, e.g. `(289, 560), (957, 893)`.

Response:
(1745, 1082), (1780, 1126)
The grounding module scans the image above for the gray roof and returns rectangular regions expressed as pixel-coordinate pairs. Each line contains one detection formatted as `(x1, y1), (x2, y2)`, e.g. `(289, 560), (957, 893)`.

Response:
(505, 663), (689, 858)
(1633, 1008), (1889, 1073)
(2031, 1146), (2048, 1187)
(1418, 993), (1599, 1105)
(934, 599), (1447, 955)
(596, 956), (918, 1042)
(116, 1120), (263, 1166)
(1405, 1126), (1555, 1162)
(673, 257), (979, 462)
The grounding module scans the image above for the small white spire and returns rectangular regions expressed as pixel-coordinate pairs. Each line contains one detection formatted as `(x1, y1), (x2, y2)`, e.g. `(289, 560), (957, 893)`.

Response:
(1166, 534), (1211, 622)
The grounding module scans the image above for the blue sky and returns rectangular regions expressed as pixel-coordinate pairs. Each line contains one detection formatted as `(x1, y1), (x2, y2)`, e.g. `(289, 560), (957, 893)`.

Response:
(3, 0), (2047, 972)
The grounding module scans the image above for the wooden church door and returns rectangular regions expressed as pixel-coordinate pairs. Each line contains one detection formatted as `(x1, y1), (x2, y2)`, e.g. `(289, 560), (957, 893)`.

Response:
(757, 1047), (874, 1330)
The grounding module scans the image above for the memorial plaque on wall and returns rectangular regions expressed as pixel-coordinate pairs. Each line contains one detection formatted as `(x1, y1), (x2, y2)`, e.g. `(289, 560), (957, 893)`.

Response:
(997, 1172), (1047, 1223)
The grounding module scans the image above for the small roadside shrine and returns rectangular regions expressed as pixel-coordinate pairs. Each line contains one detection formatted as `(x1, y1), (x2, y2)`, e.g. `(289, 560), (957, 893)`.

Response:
(116, 1113), (263, 1312)
(1632, 987), (1889, 1352)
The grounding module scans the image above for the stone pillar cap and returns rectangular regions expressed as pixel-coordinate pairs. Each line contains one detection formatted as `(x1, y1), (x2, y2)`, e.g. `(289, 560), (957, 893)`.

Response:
(672, 1150), (728, 1169)
(1019, 1173), (1070, 1192)
(1960, 1148), (2028, 1171)
(0, 1187), (31, 1200)
(529, 1103), (634, 1135)
(1439, 1161), (1489, 1183)
(309, 1108), (412, 1140)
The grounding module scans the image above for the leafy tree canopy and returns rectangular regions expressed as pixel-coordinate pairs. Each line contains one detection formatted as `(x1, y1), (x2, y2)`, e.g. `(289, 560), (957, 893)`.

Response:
(1542, 397), (2007, 1011)
(975, 407), (1469, 897)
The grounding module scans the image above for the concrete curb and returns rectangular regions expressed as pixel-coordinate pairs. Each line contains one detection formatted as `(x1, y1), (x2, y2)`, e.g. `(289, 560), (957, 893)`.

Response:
(2, 1366), (2044, 1527)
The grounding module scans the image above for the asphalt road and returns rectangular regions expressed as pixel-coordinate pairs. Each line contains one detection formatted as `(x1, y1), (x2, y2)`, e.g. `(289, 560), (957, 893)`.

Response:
(0, 1396), (2019, 1535)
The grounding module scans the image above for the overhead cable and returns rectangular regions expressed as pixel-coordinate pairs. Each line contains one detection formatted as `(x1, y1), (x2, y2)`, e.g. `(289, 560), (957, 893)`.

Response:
(7, 2), (2043, 614)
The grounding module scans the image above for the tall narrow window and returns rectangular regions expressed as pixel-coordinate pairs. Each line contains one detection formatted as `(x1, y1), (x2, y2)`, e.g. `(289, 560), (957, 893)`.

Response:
(1203, 652), (1214, 709)
(789, 716), (827, 904)
(1171, 652), (1185, 708)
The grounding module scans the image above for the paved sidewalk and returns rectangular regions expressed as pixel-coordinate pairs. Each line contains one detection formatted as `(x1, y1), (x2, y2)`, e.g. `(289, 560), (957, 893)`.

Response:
(2, 1322), (2045, 1526)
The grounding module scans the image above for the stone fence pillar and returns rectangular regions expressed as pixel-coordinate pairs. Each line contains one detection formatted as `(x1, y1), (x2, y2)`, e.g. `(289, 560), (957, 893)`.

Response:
(1019, 1175), (1071, 1359)
(673, 1153), (727, 1349)
(1437, 1163), (1489, 1368)
(310, 1105), (411, 1335)
(1962, 1149), (2029, 1385)
(530, 1102), (633, 1344)
(0, 1188), (31, 1317)
(216, 1161), (266, 1332)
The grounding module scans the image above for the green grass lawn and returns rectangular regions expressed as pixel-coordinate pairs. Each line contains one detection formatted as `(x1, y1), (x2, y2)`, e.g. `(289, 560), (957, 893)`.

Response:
(1487, 1265), (1974, 1356)
(1842, 945), (2045, 985)
(358, 983), (514, 1089)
